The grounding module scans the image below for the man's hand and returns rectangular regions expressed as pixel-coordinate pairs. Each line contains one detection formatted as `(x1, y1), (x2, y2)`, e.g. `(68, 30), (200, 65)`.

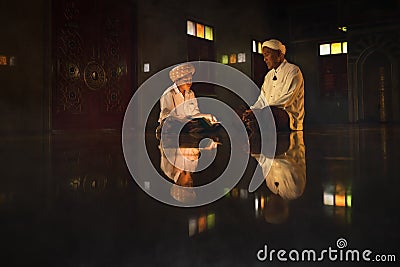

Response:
(205, 114), (218, 124)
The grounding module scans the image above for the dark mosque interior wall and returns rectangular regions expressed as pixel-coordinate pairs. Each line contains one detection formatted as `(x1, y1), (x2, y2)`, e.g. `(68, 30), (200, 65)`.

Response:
(0, 0), (49, 134)
(0, 0), (399, 134)
(136, 0), (270, 84)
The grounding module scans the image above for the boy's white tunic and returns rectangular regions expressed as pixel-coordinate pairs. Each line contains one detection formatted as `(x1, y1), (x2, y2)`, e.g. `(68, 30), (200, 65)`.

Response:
(159, 83), (200, 123)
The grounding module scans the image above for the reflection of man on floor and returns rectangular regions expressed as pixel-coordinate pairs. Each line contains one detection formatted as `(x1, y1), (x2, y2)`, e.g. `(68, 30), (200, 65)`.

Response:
(251, 131), (306, 223)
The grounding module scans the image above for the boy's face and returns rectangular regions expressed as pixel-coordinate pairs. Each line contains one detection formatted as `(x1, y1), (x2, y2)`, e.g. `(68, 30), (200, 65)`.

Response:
(176, 74), (193, 91)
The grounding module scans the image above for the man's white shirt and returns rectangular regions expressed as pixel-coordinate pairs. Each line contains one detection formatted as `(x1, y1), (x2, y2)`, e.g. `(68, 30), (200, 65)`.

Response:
(250, 60), (305, 130)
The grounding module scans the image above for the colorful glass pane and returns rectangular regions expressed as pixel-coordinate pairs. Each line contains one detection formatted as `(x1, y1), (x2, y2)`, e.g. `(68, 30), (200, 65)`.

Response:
(188, 218), (197, 237)
(187, 20), (195, 36)
(346, 194), (352, 207)
(323, 192), (334, 206)
(335, 193), (346, 207)
(0, 55), (7, 65)
(206, 214), (215, 229)
(205, 26), (213, 40)
(319, 44), (330, 55)
(143, 63), (150, 73)
(260, 196), (265, 209)
(196, 23), (204, 38)
(331, 43), (342, 54)
(252, 40), (257, 53)
(198, 215), (206, 233)
(229, 54), (237, 64)
(258, 42), (262, 54)
(342, 42), (348, 54)
(238, 53), (246, 63)
(221, 55), (228, 64)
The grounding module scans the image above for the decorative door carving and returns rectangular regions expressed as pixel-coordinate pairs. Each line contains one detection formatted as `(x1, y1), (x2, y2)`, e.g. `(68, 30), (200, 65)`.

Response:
(52, 0), (134, 129)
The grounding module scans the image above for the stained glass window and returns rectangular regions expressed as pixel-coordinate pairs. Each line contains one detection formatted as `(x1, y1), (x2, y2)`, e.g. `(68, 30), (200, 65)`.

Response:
(323, 186), (352, 207)
(187, 20), (213, 41)
(252, 40), (263, 54)
(320, 42), (347, 56)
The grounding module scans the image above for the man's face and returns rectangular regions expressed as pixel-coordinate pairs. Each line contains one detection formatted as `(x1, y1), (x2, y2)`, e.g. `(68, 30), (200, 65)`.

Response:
(176, 74), (193, 91)
(262, 47), (283, 70)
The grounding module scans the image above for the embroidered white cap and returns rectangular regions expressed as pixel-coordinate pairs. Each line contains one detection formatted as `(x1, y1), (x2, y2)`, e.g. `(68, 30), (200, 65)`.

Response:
(262, 39), (286, 55)
(169, 63), (195, 82)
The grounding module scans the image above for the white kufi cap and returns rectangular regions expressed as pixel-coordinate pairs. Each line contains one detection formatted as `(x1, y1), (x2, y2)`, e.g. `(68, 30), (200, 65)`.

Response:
(169, 63), (195, 82)
(262, 39), (286, 55)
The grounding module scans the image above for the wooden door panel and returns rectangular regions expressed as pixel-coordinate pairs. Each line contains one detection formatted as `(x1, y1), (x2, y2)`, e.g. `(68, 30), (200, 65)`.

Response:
(187, 36), (215, 96)
(252, 52), (267, 88)
(52, 0), (133, 130)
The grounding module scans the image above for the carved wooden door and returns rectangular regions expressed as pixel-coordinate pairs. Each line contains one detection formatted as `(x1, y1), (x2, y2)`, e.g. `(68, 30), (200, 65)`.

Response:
(52, 0), (134, 130)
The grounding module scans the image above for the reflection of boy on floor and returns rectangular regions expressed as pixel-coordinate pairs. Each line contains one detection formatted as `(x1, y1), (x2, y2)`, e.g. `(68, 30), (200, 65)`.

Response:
(157, 63), (219, 135)
(159, 138), (218, 204)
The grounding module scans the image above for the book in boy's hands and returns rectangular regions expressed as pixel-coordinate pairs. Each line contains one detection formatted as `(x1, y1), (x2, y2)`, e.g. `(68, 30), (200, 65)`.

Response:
(190, 116), (220, 128)
(204, 118), (220, 126)
(190, 114), (220, 127)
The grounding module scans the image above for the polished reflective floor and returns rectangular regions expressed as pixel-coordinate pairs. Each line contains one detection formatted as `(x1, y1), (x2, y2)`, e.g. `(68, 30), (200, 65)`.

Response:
(1, 124), (399, 266)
